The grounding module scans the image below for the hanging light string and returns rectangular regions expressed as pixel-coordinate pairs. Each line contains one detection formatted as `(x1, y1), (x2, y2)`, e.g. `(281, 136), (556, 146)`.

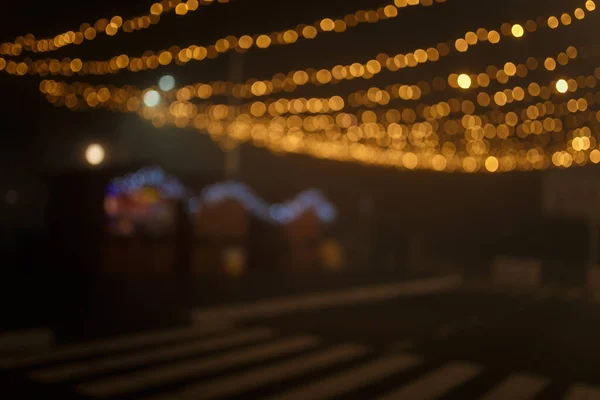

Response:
(135, 111), (600, 173)
(33, 43), (582, 118)
(0, 0), (232, 57)
(0, 0), (446, 76)
(41, 77), (600, 155)
(26, 0), (600, 173)
(38, 47), (598, 135)
(0, 0), (592, 78)
(41, 68), (600, 173)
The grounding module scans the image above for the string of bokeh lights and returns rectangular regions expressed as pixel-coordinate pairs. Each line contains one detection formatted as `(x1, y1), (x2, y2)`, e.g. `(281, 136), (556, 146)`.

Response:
(141, 113), (600, 173)
(35, 42), (586, 127)
(0, 0), (592, 78)
(42, 78), (600, 173)
(0, 0), (446, 77)
(189, 182), (337, 224)
(35, 43), (582, 122)
(4, 0), (600, 173)
(38, 58), (600, 137)
(0, 0), (231, 56)
(39, 62), (600, 156)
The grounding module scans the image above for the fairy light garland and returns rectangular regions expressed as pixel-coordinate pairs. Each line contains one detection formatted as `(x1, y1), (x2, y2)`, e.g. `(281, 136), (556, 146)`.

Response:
(40, 76), (600, 174)
(141, 111), (600, 173)
(0, 0), (230, 56)
(37, 75), (600, 166)
(37, 57), (600, 139)
(33, 44), (582, 123)
(0, 0), (446, 77)
(0, 0), (592, 78)
(14, 0), (600, 174)
(189, 182), (337, 224)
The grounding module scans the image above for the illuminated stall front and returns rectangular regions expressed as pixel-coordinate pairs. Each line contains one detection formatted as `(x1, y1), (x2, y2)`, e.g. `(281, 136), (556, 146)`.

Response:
(272, 189), (338, 271)
(101, 165), (339, 277)
(189, 183), (251, 277)
(189, 183), (338, 275)
(104, 166), (187, 276)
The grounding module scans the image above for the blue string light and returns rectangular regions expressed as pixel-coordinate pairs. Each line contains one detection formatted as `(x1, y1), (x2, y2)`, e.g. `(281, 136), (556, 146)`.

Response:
(190, 181), (337, 224)
(107, 166), (187, 199)
(106, 166), (337, 224)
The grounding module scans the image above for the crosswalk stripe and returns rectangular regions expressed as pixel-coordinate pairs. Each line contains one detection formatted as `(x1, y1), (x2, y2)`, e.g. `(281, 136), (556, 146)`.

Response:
(192, 275), (462, 322)
(30, 327), (274, 383)
(168, 344), (369, 400)
(377, 362), (482, 400)
(77, 335), (320, 398)
(264, 353), (422, 400)
(0, 323), (230, 369)
(564, 384), (600, 400)
(479, 373), (549, 400)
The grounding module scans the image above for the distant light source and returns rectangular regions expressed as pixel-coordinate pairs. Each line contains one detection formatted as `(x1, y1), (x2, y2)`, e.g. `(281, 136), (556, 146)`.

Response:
(5, 190), (18, 205)
(143, 90), (161, 107)
(158, 75), (176, 91)
(457, 74), (472, 89)
(85, 144), (105, 166)
(223, 247), (246, 277)
(485, 156), (499, 172)
(511, 24), (524, 38)
(556, 79), (569, 94)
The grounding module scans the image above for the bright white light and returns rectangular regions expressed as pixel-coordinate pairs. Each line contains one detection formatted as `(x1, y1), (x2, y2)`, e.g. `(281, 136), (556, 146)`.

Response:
(457, 73), (472, 89)
(556, 79), (569, 94)
(511, 24), (524, 38)
(143, 90), (161, 107)
(158, 75), (176, 91)
(85, 144), (105, 166)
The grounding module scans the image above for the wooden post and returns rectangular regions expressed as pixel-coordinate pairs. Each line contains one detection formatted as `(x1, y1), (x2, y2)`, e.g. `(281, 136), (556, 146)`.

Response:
(589, 220), (598, 270)
(359, 194), (374, 270)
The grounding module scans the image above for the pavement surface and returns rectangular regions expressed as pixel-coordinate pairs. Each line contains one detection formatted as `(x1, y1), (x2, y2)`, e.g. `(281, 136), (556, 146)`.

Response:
(2, 279), (600, 399)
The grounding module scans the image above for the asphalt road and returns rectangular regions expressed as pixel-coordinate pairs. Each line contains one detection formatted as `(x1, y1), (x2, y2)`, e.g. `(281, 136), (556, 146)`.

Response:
(2, 281), (600, 399)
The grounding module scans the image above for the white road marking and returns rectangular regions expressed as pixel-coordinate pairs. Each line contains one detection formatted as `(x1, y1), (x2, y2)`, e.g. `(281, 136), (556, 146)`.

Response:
(479, 373), (549, 400)
(0, 323), (230, 369)
(265, 354), (421, 400)
(564, 384), (600, 400)
(192, 275), (462, 323)
(77, 335), (320, 398)
(31, 327), (274, 383)
(172, 344), (368, 400)
(377, 362), (482, 400)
